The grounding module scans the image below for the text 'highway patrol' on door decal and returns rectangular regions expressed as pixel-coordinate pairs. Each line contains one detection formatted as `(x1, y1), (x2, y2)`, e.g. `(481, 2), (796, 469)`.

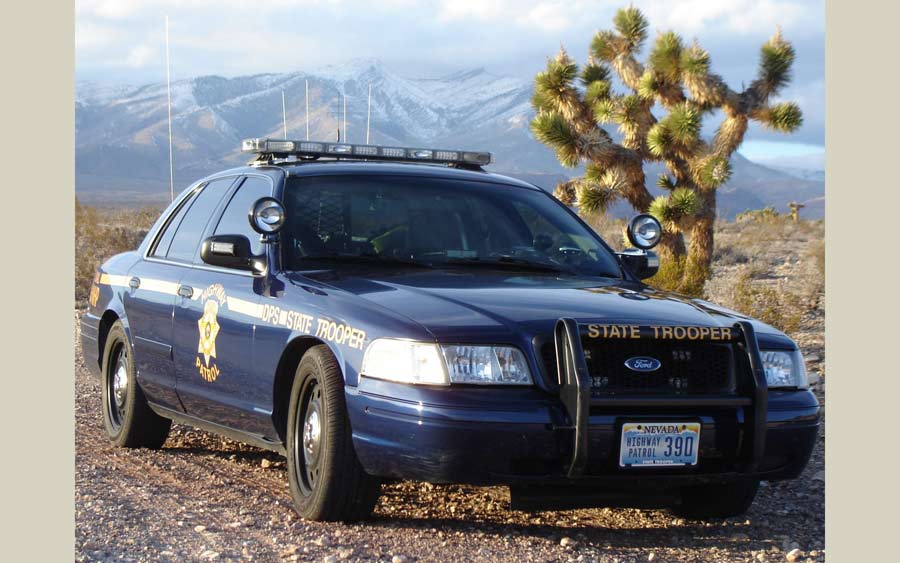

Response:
(197, 284), (225, 382)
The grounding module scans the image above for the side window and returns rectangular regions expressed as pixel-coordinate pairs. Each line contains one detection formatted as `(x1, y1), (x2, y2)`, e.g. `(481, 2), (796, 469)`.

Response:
(151, 188), (198, 258)
(166, 177), (234, 263)
(213, 176), (272, 256)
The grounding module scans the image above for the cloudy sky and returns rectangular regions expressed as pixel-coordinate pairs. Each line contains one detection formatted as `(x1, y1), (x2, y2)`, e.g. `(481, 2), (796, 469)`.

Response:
(76, 0), (825, 160)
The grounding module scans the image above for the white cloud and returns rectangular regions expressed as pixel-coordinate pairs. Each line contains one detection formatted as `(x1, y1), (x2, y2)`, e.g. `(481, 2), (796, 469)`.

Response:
(516, 2), (573, 32)
(126, 44), (157, 68)
(640, 0), (815, 36)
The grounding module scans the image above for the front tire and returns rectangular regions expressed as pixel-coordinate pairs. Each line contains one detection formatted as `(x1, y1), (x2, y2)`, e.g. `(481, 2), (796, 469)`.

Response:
(101, 321), (171, 448)
(674, 479), (760, 518)
(286, 345), (381, 521)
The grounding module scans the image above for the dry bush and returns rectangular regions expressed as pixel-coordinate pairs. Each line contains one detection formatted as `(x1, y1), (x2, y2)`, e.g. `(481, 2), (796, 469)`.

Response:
(735, 206), (781, 223)
(703, 217), (824, 337)
(75, 199), (160, 305)
(732, 270), (805, 334)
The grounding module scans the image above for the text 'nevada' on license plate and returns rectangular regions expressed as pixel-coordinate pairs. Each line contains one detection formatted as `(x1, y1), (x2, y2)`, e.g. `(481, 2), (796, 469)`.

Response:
(619, 422), (701, 467)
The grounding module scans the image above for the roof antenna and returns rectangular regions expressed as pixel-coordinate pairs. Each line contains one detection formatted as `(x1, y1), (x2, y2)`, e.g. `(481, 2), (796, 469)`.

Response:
(165, 16), (175, 202)
(281, 90), (288, 138)
(366, 83), (372, 144)
(305, 79), (310, 141)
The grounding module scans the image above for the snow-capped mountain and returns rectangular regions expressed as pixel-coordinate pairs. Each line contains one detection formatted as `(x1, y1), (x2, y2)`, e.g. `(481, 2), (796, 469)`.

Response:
(76, 59), (557, 187)
(76, 59), (824, 217)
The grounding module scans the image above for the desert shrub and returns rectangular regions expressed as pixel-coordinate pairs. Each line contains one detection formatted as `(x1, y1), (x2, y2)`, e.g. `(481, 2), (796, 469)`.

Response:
(75, 199), (160, 306)
(808, 238), (825, 279)
(728, 270), (804, 335)
(735, 206), (781, 223)
(642, 256), (699, 297)
(712, 243), (749, 266)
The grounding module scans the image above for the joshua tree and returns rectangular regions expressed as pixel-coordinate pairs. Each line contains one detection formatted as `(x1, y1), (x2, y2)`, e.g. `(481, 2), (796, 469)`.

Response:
(789, 201), (805, 223)
(530, 6), (802, 294)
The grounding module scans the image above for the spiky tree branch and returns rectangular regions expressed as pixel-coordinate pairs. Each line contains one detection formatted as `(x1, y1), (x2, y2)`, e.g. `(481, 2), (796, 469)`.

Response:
(531, 6), (803, 294)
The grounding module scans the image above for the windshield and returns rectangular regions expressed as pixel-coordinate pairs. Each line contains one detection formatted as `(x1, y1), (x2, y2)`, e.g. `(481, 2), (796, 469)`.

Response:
(282, 174), (622, 278)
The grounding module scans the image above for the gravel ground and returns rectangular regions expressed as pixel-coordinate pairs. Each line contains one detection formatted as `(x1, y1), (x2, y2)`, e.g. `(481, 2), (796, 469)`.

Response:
(75, 313), (825, 563)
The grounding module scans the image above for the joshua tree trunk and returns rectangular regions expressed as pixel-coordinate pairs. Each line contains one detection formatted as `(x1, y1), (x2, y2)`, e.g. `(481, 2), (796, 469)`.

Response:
(682, 189), (716, 294)
(659, 230), (687, 260)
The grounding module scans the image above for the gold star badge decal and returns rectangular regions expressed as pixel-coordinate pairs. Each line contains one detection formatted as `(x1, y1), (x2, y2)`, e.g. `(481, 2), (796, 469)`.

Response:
(197, 299), (220, 367)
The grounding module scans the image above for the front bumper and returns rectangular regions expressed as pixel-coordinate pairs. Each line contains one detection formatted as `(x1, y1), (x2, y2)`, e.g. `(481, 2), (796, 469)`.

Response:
(346, 378), (819, 486)
(346, 320), (819, 487)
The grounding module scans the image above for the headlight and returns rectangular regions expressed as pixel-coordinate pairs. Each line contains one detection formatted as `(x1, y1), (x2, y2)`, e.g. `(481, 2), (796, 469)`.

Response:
(360, 339), (448, 385)
(360, 340), (534, 386)
(761, 349), (808, 389)
(441, 345), (533, 385)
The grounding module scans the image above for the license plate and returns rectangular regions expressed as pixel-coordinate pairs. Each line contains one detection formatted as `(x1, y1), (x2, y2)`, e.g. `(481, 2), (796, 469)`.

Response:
(619, 422), (701, 467)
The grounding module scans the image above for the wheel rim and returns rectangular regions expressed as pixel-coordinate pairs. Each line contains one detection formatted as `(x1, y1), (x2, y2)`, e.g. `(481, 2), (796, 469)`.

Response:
(293, 378), (324, 496)
(106, 342), (128, 431)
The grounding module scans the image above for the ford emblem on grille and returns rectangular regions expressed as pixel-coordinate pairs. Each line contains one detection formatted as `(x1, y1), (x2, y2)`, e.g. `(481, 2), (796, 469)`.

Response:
(624, 356), (662, 372)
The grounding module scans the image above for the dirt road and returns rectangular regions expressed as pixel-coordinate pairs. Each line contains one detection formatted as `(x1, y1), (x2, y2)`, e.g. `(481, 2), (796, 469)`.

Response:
(75, 323), (825, 563)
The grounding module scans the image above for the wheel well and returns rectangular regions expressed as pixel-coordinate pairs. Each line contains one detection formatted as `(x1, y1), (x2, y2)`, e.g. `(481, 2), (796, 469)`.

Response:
(272, 336), (329, 444)
(97, 310), (120, 373)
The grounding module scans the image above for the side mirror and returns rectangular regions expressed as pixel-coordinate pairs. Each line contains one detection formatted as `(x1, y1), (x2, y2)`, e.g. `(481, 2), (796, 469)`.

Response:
(617, 248), (660, 280)
(626, 214), (662, 250)
(200, 235), (255, 271)
(249, 197), (286, 237)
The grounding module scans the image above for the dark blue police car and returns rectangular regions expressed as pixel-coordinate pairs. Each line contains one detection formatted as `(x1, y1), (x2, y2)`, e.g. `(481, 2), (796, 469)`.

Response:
(80, 139), (819, 522)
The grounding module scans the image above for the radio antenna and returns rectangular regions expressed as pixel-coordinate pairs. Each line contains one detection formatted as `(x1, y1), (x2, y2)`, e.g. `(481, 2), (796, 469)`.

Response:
(165, 16), (175, 202)
(305, 79), (310, 141)
(366, 83), (372, 144)
(281, 90), (288, 138)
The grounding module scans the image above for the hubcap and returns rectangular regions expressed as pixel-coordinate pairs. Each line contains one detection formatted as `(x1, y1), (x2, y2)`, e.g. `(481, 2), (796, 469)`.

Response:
(113, 359), (128, 409)
(303, 408), (321, 461)
(106, 343), (129, 430)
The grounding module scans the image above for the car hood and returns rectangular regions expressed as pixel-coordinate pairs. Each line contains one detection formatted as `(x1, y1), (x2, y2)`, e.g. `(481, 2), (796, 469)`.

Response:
(294, 268), (788, 344)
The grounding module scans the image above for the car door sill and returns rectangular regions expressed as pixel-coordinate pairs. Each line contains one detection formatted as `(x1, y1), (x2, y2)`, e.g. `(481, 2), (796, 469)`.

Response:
(148, 402), (286, 455)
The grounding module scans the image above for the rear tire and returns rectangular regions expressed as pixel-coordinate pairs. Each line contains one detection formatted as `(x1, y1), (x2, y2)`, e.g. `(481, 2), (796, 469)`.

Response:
(674, 479), (760, 518)
(101, 321), (171, 449)
(286, 345), (381, 521)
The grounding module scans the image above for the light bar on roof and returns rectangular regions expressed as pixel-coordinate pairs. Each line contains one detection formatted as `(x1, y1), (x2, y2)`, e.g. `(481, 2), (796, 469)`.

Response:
(242, 138), (491, 166)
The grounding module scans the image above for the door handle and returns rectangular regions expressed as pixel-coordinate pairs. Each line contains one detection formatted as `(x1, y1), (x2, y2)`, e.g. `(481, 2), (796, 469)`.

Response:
(177, 285), (194, 299)
(128, 277), (140, 290)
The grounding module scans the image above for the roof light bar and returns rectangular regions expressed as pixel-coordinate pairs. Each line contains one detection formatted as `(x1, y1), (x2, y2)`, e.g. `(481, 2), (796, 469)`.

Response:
(242, 138), (491, 166)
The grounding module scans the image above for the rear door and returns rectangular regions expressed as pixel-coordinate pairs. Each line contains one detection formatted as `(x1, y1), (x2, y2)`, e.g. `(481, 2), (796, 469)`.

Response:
(127, 177), (236, 411)
(172, 175), (275, 435)
(122, 184), (202, 411)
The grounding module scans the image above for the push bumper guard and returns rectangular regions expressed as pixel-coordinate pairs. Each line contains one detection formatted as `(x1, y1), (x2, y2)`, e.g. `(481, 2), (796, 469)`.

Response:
(554, 318), (768, 478)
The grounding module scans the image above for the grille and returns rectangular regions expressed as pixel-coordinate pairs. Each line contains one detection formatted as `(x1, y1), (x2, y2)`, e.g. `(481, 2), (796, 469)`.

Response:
(541, 339), (735, 395)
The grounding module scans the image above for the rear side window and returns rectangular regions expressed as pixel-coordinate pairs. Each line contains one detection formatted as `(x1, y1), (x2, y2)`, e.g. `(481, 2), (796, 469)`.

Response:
(213, 176), (272, 256)
(151, 189), (197, 258)
(165, 177), (234, 262)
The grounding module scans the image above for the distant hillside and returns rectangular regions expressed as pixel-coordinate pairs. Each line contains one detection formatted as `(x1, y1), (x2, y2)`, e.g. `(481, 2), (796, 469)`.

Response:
(76, 59), (824, 218)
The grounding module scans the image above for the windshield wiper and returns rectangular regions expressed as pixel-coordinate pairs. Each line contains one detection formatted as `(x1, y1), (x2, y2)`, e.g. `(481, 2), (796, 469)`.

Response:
(296, 254), (434, 269)
(442, 256), (568, 273)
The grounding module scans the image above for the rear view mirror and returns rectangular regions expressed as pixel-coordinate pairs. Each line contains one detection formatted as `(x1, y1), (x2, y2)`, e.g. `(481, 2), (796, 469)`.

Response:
(200, 235), (254, 271)
(617, 248), (659, 280)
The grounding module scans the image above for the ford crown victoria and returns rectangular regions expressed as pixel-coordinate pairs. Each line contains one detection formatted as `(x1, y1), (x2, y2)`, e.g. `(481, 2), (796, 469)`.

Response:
(80, 139), (819, 521)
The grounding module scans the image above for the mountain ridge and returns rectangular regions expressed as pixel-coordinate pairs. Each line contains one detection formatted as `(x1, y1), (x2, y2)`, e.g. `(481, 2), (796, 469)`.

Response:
(76, 59), (824, 218)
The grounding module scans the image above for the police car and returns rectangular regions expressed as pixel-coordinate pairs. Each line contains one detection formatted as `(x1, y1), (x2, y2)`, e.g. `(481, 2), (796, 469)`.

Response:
(80, 139), (819, 522)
